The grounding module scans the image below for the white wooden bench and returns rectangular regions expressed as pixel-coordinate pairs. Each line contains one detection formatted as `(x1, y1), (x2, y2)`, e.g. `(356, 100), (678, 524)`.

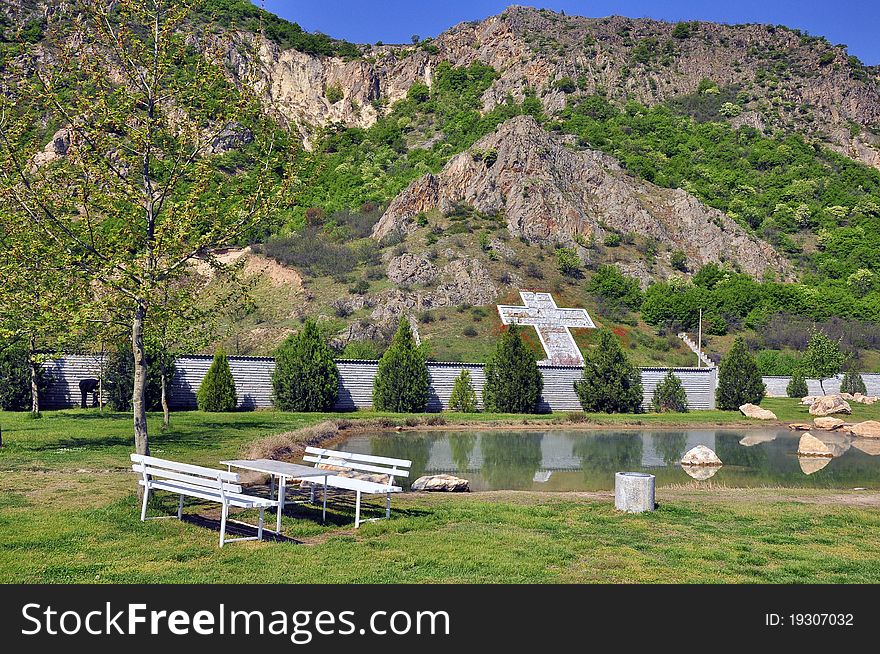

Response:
(131, 454), (277, 547)
(302, 447), (412, 528)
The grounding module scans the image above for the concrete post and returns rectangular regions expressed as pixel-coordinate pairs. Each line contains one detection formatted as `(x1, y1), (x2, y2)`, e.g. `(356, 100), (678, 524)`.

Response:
(615, 472), (655, 513)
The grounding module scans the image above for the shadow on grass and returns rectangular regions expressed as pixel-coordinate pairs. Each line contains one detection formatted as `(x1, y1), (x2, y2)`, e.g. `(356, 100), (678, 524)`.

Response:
(180, 514), (301, 544)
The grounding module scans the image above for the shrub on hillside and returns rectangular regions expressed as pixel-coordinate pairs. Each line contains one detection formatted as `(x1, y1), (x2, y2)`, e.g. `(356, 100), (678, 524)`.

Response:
(197, 349), (238, 412)
(448, 369), (478, 412)
(272, 319), (339, 411)
(716, 337), (765, 409)
(650, 370), (689, 413)
(372, 317), (429, 412)
(483, 324), (543, 413)
(574, 329), (643, 413)
(786, 370), (808, 398)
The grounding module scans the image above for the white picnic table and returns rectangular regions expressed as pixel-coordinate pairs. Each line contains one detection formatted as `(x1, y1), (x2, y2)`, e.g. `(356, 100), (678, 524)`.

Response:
(220, 459), (330, 533)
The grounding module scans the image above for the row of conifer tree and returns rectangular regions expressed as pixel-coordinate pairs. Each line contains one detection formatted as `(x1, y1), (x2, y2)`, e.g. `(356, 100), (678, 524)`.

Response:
(192, 317), (786, 414)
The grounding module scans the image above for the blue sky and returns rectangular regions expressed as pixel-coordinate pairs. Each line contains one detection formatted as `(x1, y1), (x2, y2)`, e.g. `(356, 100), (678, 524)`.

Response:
(255, 0), (880, 65)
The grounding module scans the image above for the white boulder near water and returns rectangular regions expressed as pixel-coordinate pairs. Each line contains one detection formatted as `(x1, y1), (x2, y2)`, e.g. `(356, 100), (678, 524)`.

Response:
(797, 433), (834, 457)
(680, 445), (722, 466)
(739, 403), (777, 420)
(808, 395), (852, 417)
(813, 417), (846, 430)
(848, 421), (880, 439)
(411, 474), (470, 492)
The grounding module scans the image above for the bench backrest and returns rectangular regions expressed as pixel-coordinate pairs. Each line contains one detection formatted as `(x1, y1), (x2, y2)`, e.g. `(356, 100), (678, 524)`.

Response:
(303, 447), (412, 488)
(131, 454), (243, 494)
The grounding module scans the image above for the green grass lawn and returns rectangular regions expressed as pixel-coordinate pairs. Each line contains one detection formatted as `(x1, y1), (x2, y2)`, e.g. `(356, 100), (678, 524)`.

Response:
(1, 401), (880, 584)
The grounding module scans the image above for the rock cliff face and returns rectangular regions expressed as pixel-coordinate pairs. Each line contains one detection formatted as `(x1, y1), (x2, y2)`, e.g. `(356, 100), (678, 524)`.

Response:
(373, 115), (791, 280)
(214, 6), (880, 168)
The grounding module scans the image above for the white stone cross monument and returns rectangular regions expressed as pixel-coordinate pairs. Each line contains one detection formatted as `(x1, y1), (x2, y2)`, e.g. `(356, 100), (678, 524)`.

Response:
(496, 291), (595, 365)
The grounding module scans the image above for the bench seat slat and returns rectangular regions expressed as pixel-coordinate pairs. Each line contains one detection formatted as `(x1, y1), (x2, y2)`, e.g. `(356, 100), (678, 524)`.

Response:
(139, 479), (276, 508)
(131, 453), (240, 482)
(302, 455), (409, 478)
(304, 447), (412, 469)
(304, 475), (402, 494)
(132, 464), (243, 493)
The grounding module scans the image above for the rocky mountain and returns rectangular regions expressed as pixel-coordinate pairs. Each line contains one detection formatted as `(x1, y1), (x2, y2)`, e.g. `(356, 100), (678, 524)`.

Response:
(372, 115), (791, 281)
(215, 5), (880, 168)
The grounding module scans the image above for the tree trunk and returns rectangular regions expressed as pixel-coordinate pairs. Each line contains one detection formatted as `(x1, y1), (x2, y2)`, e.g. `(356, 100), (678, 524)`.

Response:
(132, 301), (150, 457)
(161, 367), (169, 429)
(819, 379), (826, 395)
(29, 335), (39, 417)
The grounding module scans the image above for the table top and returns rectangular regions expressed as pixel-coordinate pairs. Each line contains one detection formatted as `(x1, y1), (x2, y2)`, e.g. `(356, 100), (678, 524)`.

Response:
(220, 459), (329, 479)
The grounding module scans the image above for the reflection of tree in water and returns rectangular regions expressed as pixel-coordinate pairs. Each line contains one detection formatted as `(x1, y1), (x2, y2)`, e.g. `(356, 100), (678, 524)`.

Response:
(715, 432), (769, 469)
(573, 434), (643, 472)
(651, 432), (688, 466)
(449, 433), (477, 474)
(480, 432), (543, 490)
(370, 434), (433, 481)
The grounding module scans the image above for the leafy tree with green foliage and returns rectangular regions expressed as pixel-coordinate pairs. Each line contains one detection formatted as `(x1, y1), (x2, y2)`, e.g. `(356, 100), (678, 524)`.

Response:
(448, 369), (478, 412)
(555, 247), (582, 278)
(373, 317), (429, 412)
(272, 319), (339, 411)
(651, 370), (689, 413)
(197, 349), (238, 412)
(574, 329), (643, 413)
(483, 324), (543, 413)
(0, 1), (288, 465)
(841, 370), (867, 395)
(786, 370), (809, 398)
(801, 330), (846, 395)
(716, 337), (765, 409)
(588, 264), (643, 310)
(0, 341), (46, 411)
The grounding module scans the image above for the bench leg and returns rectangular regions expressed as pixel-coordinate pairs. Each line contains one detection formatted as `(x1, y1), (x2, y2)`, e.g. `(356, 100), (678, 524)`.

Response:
(276, 475), (286, 534)
(354, 490), (362, 529)
(140, 486), (150, 522)
(386, 492), (391, 519)
(310, 484), (315, 504)
(257, 508), (265, 541)
(322, 478), (328, 524)
(177, 494), (185, 520)
(219, 502), (229, 548)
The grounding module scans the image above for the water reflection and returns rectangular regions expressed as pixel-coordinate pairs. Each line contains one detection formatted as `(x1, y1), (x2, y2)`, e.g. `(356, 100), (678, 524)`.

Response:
(334, 428), (880, 492)
(481, 432), (543, 490)
(682, 465), (720, 481)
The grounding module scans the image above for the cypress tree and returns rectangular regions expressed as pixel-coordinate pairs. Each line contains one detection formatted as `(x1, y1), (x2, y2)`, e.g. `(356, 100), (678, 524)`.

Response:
(272, 319), (339, 411)
(841, 370), (867, 395)
(651, 370), (689, 413)
(448, 369), (478, 412)
(372, 317), (429, 412)
(197, 349), (238, 412)
(716, 336), (765, 409)
(786, 370), (809, 398)
(483, 324), (543, 414)
(574, 328), (643, 413)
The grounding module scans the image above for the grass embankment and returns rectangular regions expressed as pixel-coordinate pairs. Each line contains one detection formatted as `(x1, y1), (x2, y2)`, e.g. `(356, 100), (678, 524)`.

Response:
(1, 400), (879, 583)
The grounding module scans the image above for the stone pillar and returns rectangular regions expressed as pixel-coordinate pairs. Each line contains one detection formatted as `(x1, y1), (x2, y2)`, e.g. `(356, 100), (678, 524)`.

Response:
(614, 472), (655, 513)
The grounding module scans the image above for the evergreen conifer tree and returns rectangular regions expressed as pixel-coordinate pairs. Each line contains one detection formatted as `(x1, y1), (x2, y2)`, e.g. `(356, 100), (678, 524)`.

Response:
(197, 349), (238, 412)
(786, 370), (809, 398)
(483, 324), (544, 413)
(651, 370), (689, 412)
(574, 329), (643, 413)
(272, 319), (339, 411)
(449, 369), (479, 412)
(841, 370), (867, 395)
(716, 337), (765, 409)
(372, 318), (429, 412)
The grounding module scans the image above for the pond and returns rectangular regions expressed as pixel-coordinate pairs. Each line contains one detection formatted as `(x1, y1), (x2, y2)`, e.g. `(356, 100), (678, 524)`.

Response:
(331, 429), (880, 491)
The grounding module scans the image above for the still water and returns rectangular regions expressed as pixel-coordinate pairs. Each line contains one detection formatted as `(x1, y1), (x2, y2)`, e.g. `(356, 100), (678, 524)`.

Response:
(333, 429), (880, 491)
